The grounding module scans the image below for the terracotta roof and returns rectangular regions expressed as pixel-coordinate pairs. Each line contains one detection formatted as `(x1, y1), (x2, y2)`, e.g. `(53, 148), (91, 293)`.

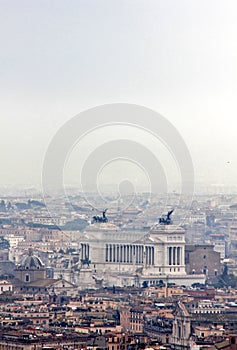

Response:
(27, 278), (56, 287)
(215, 340), (230, 349)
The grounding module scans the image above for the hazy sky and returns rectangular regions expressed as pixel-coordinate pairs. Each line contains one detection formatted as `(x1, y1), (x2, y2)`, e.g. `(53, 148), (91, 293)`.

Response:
(0, 0), (237, 189)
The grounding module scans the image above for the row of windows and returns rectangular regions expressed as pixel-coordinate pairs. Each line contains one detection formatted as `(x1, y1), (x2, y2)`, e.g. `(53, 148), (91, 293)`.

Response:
(169, 267), (180, 272)
(0, 286), (11, 291)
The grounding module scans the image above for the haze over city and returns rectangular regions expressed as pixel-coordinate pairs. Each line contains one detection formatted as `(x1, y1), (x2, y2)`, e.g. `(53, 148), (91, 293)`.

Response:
(0, 0), (237, 190)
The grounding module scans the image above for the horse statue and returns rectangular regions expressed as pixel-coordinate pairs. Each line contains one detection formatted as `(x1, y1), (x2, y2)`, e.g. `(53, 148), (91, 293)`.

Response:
(159, 209), (174, 225)
(92, 209), (108, 224)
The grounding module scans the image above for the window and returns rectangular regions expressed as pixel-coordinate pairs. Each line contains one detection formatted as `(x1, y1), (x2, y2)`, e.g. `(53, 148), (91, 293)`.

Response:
(25, 274), (30, 282)
(178, 325), (181, 338)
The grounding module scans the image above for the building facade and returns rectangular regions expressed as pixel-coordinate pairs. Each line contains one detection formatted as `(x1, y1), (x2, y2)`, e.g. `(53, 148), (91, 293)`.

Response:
(79, 222), (205, 288)
(185, 244), (222, 277)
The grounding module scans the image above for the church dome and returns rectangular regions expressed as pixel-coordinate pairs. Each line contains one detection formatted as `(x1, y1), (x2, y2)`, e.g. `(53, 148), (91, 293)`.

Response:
(18, 248), (44, 270)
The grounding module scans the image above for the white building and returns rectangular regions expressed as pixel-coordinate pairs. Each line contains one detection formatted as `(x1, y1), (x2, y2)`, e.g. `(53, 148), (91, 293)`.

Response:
(79, 222), (205, 288)
(0, 280), (13, 293)
(4, 234), (25, 262)
(4, 234), (24, 248)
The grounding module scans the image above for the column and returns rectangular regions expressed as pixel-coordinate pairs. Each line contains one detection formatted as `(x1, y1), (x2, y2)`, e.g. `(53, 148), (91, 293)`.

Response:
(147, 247), (149, 265)
(113, 244), (116, 262)
(136, 245), (139, 263)
(127, 245), (130, 263)
(173, 247), (176, 265)
(105, 244), (108, 262)
(146, 246), (148, 265)
(81, 244), (84, 260)
(181, 247), (184, 265)
(177, 247), (180, 265)
(120, 245), (123, 263)
(111, 244), (113, 262)
(151, 247), (154, 265)
(168, 247), (172, 265)
(133, 245), (136, 263)
(149, 247), (152, 265)
(117, 245), (119, 262)
(124, 245), (126, 262)
(109, 244), (112, 262)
